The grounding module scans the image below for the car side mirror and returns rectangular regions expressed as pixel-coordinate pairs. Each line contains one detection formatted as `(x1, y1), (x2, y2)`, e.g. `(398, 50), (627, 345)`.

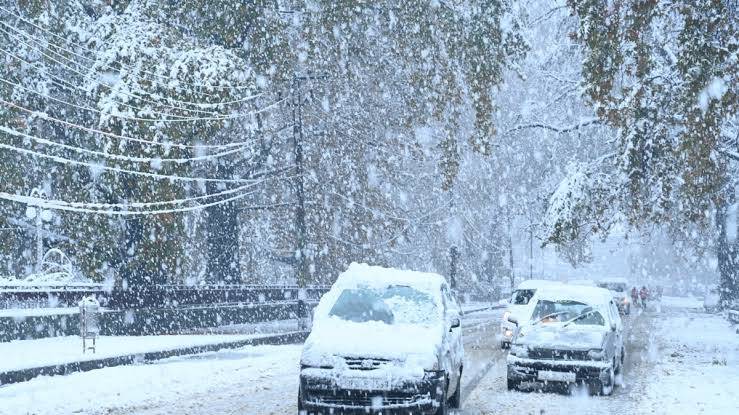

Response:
(610, 322), (617, 332)
(507, 315), (519, 326)
(450, 317), (461, 331)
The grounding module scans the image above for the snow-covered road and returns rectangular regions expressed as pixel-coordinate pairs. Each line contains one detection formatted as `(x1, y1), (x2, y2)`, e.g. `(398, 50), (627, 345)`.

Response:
(1, 304), (736, 415)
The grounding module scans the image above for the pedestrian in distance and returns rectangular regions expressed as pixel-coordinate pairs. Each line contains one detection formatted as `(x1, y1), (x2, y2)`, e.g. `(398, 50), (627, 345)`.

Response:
(639, 286), (649, 309)
(631, 286), (639, 308)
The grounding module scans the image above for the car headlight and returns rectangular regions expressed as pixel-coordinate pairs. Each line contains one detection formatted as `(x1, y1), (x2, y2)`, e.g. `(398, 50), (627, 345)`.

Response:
(587, 349), (606, 361)
(623, 297), (629, 304)
(510, 344), (528, 358)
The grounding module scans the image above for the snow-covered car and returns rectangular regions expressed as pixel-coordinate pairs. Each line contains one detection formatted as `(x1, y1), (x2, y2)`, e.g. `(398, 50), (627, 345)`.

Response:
(298, 263), (463, 415)
(506, 284), (624, 396)
(500, 279), (562, 349)
(596, 278), (631, 315)
(704, 286), (720, 312)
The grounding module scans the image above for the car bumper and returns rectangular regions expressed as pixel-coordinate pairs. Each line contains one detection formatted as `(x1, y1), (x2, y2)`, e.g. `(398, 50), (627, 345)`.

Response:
(299, 370), (445, 414)
(507, 354), (611, 384)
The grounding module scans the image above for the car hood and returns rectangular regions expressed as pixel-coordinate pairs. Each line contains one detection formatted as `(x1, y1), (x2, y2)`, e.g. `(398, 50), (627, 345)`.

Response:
(301, 317), (442, 371)
(504, 304), (533, 322)
(515, 323), (607, 350)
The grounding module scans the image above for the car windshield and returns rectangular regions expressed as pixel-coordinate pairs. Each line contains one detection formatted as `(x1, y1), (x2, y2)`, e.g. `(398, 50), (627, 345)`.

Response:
(530, 299), (605, 325)
(328, 285), (438, 325)
(598, 282), (627, 292)
(511, 289), (536, 305)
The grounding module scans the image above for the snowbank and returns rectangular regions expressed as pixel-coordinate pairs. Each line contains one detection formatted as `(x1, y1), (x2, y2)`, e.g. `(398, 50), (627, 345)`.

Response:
(643, 311), (739, 413)
(0, 344), (302, 415)
(0, 333), (275, 372)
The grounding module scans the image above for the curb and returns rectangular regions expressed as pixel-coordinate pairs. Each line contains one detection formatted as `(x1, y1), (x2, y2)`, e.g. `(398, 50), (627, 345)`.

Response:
(0, 331), (308, 386)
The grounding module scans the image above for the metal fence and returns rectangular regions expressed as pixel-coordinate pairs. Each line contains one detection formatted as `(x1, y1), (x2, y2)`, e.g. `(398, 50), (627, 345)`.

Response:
(0, 284), (330, 310)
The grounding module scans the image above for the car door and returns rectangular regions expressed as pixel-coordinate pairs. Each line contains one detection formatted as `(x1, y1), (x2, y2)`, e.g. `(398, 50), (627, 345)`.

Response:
(607, 300), (623, 364)
(441, 284), (463, 395)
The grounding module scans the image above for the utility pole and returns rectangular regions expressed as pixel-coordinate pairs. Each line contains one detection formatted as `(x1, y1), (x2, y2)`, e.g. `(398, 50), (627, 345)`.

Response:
(290, 76), (308, 289)
(529, 224), (533, 280)
(289, 73), (328, 289)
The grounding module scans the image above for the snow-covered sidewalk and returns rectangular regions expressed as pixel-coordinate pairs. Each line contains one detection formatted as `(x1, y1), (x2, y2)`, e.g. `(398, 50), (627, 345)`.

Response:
(0, 333), (291, 373)
(642, 309), (739, 413)
(0, 344), (303, 415)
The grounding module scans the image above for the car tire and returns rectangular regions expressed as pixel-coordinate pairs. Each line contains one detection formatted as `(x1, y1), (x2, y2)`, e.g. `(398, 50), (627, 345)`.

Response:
(598, 365), (615, 396)
(448, 368), (462, 409)
(507, 377), (520, 391)
(297, 389), (304, 414)
(435, 378), (449, 415)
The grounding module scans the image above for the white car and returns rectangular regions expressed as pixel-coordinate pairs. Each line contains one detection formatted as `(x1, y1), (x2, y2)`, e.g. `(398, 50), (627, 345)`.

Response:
(596, 278), (631, 315)
(500, 279), (562, 349)
(506, 284), (625, 395)
(299, 263), (463, 415)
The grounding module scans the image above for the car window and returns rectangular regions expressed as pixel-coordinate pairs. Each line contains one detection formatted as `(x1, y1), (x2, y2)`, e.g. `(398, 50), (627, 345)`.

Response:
(328, 285), (439, 325)
(511, 289), (536, 305)
(570, 309), (606, 326)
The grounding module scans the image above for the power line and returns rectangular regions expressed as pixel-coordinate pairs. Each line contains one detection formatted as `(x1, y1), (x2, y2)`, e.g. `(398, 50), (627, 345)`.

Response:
(0, 76), (285, 123)
(0, 124), (244, 165)
(0, 99), (289, 157)
(0, 43), (274, 121)
(0, 189), (292, 216)
(0, 6), (259, 95)
(0, 24), (264, 114)
(0, 128), (261, 184)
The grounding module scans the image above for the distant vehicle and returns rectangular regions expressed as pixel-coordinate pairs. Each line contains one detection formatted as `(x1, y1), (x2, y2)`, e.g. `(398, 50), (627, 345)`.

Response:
(596, 278), (631, 315)
(298, 263), (463, 415)
(704, 286), (720, 313)
(567, 279), (597, 287)
(500, 279), (562, 349)
(506, 284), (624, 396)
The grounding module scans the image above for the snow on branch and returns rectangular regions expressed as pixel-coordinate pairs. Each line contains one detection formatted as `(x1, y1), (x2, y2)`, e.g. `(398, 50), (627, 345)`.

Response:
(503, 118), (601, 136)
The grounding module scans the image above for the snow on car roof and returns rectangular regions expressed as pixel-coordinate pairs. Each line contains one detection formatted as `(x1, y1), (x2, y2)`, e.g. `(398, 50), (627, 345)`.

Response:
(332, 262), (448, 294)
(533, 284), (614, 306)
(516, 279), (562, 290)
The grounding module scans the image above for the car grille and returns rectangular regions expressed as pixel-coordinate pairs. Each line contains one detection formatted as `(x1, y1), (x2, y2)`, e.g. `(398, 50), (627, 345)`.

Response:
(306, 390), (431, 408)
(528, 348), (589, 361)
(343, 357), (391, 371)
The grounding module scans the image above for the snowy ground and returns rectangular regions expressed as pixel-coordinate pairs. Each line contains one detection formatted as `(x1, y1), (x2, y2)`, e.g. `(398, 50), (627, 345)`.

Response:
(0, 332), (294, 373)
(1, 302), (736, 415)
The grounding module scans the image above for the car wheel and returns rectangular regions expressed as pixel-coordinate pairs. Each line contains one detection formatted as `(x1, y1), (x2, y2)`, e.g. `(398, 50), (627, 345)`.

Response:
(507, 377), (520, 391)
(448, 368), (462, 409)
(435, 378), (449, 415)
(599, 365), (615, 396)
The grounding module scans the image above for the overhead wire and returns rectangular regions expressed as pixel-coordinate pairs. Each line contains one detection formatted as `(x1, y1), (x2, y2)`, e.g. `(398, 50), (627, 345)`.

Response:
(0, 40), (273, 120)
(0, 99), (290, 156)
(0, 77), (286, 123)
(0, 127), (266, 184)
(0, 6), (260, 95)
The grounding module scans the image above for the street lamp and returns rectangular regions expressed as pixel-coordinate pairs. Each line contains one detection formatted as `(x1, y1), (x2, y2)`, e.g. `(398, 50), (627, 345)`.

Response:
(26, 188), (51, 274)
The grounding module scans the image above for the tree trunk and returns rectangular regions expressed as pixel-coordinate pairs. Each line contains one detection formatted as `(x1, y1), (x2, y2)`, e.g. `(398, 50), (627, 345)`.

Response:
(716, 189), (738, 308)
(205, 165), (241, 284)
